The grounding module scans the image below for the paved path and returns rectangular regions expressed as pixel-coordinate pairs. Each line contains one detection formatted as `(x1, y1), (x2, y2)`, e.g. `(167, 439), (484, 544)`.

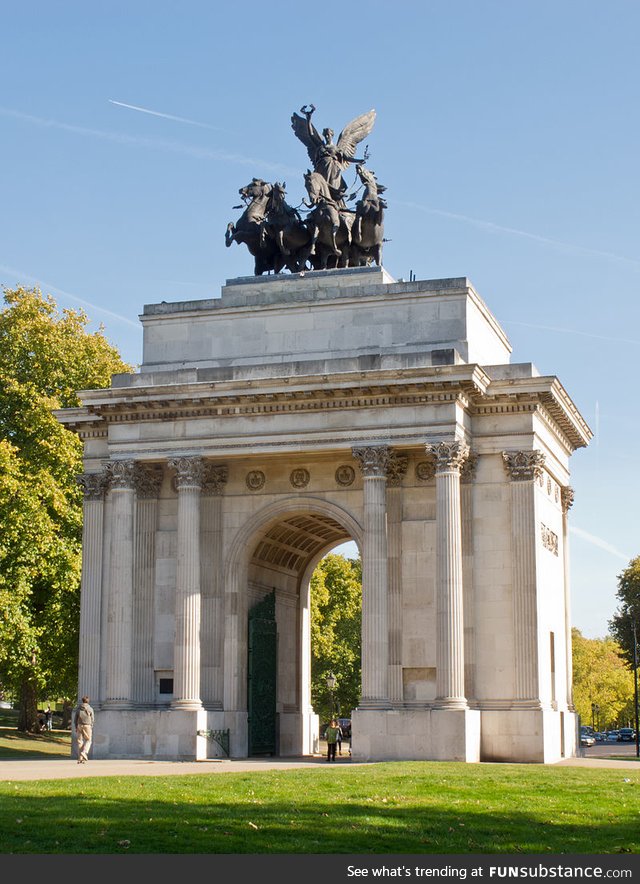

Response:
(0, 752), (638, 782)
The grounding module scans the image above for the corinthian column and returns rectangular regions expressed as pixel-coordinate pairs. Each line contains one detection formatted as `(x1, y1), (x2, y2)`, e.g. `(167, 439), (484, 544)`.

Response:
(426, 440), (469, 709)
(352, 445), (392, 709)
(104, 460), (137, 708)
(386, 452), (408, 704)
(77, 469), (109, 704)
(132, 465), (163, 705)
(461, 454), (478, 701)
(561, 486), (575, 709)
(201, 464), (228, 709)
(169, 456), (205, 710)
(502, 450), (546, 707)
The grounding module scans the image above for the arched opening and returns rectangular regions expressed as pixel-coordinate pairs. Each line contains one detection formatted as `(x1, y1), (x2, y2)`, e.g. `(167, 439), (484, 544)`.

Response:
(223, 498), (362, 757)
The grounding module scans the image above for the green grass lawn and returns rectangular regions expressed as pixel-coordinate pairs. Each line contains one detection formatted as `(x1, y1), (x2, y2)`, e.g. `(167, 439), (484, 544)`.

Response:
(0, 762), (638, 855)
(0, 710), (71, 759)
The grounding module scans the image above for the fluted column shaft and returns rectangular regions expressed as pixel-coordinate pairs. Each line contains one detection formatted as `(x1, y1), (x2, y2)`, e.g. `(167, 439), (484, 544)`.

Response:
(200, 465), (228, 709)
(170, 457), (205, 710)
(353, 446), (391, 709)
(104, 461), (137, 708)
(77, 471), (108, 703)
(461, 455), (478, 701)
(427, 441), (468, 709)
(132, 467), (163, 705)
(503, 450), (545, 706)
(386, 453), (408, 704)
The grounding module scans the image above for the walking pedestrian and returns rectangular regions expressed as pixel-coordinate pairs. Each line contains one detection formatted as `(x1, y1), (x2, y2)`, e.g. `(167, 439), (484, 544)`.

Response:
(74, 695), (94, 764)
(325, 718), (341, 762)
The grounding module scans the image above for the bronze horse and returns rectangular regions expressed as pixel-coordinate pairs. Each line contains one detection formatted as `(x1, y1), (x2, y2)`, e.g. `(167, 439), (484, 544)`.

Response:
(351, 165), (386, 266)
(303, 171), (356, 269)
(225, 178), (280, 275)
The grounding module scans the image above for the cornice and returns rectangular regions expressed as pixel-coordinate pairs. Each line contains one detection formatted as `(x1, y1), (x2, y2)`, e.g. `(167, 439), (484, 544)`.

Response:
(60, 365), (490, 430)
(472, 376), (592, 451)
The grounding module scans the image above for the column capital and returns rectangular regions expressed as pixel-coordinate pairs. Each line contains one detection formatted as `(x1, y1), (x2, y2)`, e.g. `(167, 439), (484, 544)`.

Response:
(425, 440), (470, 473)
(386, 451), (409, 487)
(561, 486), (575, 514)
(106, 460), (138, 490)
(169, 456), (206, 490)
(502, 450), (545, 482)
(460, 452), (479, 484)
(202, 463), (229, 496)
(133, 464), (164, 499)
(352, 445), (391, 478)
(77, 470), (109, 500)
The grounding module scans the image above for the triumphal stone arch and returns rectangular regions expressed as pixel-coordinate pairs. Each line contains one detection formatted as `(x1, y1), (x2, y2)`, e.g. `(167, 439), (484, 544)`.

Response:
(58, 266), (591, 763)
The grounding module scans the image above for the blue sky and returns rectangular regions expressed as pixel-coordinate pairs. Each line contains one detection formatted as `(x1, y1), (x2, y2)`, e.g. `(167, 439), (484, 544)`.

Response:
(2, 1), (638, 639)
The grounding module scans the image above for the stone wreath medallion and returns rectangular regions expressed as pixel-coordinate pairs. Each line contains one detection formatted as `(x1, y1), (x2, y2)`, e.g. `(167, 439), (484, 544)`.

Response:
(335, 465), (355, 487)
(290, 468), (310, 489)
(246, 470), (266, 491)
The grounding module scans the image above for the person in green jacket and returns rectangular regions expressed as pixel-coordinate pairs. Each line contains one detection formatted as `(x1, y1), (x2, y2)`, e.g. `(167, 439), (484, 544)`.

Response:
(325, 718), (342, 762)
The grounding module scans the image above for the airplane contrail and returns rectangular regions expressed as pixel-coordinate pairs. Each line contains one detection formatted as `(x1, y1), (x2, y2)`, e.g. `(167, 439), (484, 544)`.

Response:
(499, 319), (640, 347)
(569, 525), (631, 562)
(0, 264), (140, 330)
(0, 107), (296, 176)
(398, 200), (640, 270)
(108, 99), (223, 131)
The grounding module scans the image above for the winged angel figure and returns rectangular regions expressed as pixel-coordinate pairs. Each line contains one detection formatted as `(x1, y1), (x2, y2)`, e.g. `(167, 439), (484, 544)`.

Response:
(291, 104), (376, 207)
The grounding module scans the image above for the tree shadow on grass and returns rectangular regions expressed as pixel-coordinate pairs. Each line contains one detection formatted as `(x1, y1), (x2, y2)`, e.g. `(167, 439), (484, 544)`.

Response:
(0, 776), (638, 855)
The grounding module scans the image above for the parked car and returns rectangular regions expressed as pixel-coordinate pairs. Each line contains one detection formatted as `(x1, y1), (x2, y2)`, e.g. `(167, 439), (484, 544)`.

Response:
(618, 728), (636, 742)
(606, 730), (620, 742)
(594, 732), (607, 742)
(580, 733), (595, 747)
(337, 718), (352, 739)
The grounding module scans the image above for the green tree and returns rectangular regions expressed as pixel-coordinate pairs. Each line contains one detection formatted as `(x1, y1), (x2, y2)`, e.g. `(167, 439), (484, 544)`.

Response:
(609, 556), (640, 667)
(0, 286), (131, 731)
(572, 628), (634, 729)
(310, 553), (361, 722)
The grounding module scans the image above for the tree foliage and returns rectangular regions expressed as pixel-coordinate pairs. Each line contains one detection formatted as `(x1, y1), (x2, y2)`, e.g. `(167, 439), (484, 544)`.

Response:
(310, 553), (361, 722)
(0, 287), (131, 730)
(609, 556), (640, 667)
(572, 628), (634, 729)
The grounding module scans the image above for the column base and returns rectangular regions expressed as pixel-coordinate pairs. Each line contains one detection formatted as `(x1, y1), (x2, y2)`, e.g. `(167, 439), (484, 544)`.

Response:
(170, 699), (203, 711)
(433, 697), (468, 710)
(351, 707), (480, 762)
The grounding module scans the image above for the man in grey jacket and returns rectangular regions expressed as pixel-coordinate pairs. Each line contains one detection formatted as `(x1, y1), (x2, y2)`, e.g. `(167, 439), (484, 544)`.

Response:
(74, 696), (94, 764)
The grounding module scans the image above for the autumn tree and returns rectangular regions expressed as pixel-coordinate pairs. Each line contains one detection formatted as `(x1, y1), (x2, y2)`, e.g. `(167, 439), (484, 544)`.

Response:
(609, 556), (640, 667)
(0, 286), (131, 731)
(572, 628), (634, 729)
(310, 553), (361, 722)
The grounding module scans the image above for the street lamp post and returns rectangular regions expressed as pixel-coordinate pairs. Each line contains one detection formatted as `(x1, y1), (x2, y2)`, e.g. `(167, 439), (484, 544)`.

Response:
(326, 672), (337, 719)
(632, 618), (639, 759)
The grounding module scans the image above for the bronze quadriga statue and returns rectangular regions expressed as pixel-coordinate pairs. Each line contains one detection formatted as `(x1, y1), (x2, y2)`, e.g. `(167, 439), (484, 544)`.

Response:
(225, 105), (387, 274)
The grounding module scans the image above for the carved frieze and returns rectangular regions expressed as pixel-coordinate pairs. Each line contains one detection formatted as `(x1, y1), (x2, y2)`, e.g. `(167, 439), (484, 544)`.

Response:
(425, 440), (470, 473)
(352, 445), (391, 478)
(541, 523), (559, 556)
(202, 464), (229, 496)
(335, 465), (355, 487)
(502, 450), (546, 482)
(290, 468), (310, 489)
(168, 456), (206, 490)
(246, 470), (266, 491)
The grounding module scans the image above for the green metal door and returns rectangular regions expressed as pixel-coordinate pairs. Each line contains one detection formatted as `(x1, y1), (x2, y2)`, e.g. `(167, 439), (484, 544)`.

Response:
(248, 590), (277, 755)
